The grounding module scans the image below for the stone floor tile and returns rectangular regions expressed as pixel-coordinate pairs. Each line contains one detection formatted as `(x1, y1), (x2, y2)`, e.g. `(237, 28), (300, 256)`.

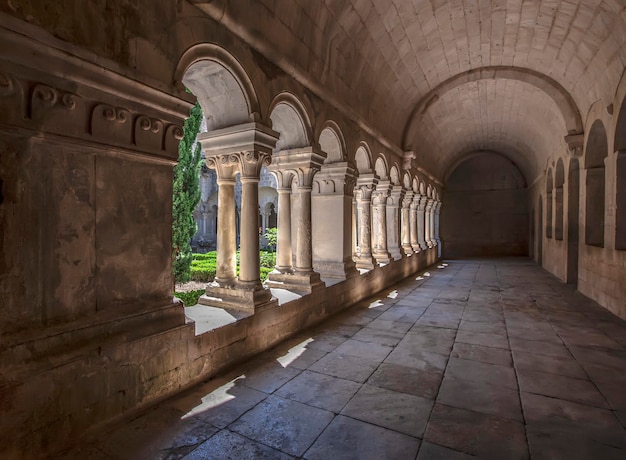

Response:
(275, 370), (361, 413)
(568, 346), (626, 370)
(239, 360), (301, 394)
(521, 392), (626, 448)
(333, 338), (393, 362)
(229, 395), (333, 457)
(455, 330), (510, 349)
(58, 444), (112, 460)
(415, 315), (461, 329)
(445, 358), (518, 389)
(183, 429), (293, 460)
(424, 404), (528, 459)
(377, 306), (426, 323)
(458, 320), (507, 336)
(272, 344), (327, 370)
(365, 318), (413, 334)
(553, 324), (623, 349)
(341, 384), (433, 438)
(99, 407), (217, 460)
(308, 352), (380, 383)
(437, 376), (523, 422)
(593, 380), (626, 410)
(182, 379), (267, 428)
(416, 442), (476, 459)
(506, 327), (563, 343)
(385, 346), (449, 373)
(351, 327), (405, 347)
(366, 362), (443, 399)
(303, 332), (350, 352)
(509, 336), (571, 358)
(304, 415), (420, 460)
(451, 342), (512, 367)
(512, 350), (587, 379)
(526, 430), (626, 460)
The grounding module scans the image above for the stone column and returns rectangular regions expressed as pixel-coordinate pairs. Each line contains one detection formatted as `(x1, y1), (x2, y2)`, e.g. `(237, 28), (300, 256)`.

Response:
(372, 180), (392, 265)
(410, 193), (421, 252)
(354, 174), (377, 270)
(402, 190), (415, 255)
(434, 200), (442, 247)
(312, 162), (358, 281)
(425, 198), (434, 248)
(272, 171), (294, 273)
(387, 185), (404, 260)
(206, 161), (238, 286)
(266, 147), (325, 293)
(199, 122), (279, 313)
(417, 195), (428, 250)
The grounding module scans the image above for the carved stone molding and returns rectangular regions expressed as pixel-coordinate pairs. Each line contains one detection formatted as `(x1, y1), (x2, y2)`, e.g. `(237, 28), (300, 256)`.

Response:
(565, 133), (584, 157)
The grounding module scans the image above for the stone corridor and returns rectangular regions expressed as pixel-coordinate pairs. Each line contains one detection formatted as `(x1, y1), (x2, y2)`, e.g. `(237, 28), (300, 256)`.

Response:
(61, 259), (626, 460)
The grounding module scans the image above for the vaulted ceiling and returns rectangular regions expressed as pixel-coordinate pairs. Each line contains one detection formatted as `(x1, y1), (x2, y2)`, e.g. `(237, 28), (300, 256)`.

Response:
(194, 0), (626, 182)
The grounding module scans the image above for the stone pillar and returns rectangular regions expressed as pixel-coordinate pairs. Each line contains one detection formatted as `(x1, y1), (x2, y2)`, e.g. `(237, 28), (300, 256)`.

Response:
(354, 174), (378, 269)
(312, 162), (358, 281)
(372, 180), (392, 265)
(410, 194), (421, 252)
(402, 190), (415, 255)
(199, 122), (279, 313)
(425, 198), (434, 248)
(272, 171), (294, 273)
(387, 185), (404, 260)
(417, 195), (428, 250)
(266, 147), (325, 293)
(434, 200), (442, 251)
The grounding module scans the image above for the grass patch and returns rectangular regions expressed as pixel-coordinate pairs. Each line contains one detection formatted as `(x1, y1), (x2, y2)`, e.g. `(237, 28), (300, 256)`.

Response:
(175, 289), (205, 307)
(190, 251), (276, 282)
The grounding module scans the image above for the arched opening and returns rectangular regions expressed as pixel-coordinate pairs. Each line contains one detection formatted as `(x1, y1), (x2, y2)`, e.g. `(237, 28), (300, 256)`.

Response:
(374, 156), (388, 180)
(585, 120), (608, 247)
(567, 158), (580, 284)
(269, 100), (310, 151)
(554, 159), (565, 240)
(442, 152), (529, 258)
(615, 97), (626, 250)
(319, 125), (344, 163)
(546, 168), (553, 239)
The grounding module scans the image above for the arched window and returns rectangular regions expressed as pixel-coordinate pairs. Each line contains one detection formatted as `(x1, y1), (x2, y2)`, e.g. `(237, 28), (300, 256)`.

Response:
(546, 169), (553, 239)
(615, 97), (626, 250)
(585, 120), (608, 247)
(554, 159), (565, 240)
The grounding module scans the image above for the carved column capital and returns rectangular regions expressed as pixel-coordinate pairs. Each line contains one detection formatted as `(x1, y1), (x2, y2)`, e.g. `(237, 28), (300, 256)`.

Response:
(565, 133), (584, 158)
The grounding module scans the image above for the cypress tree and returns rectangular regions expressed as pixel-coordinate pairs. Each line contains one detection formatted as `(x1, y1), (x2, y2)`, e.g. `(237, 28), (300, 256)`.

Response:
(172, 102), (203, 283)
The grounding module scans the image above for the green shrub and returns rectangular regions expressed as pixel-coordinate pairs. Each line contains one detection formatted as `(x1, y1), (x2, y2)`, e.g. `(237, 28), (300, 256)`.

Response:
(175, 289), (205, 307)
(189, 251), (275, 282)
(259, 251), (276, 269)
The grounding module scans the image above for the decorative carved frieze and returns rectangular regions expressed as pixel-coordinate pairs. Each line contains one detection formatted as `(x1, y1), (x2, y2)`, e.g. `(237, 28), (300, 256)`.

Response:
(0, 72), (183, 159)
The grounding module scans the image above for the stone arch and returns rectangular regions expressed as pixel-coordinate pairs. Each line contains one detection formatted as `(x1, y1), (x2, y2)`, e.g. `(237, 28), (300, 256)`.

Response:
(355, 143), (372, 174)
(546, 168), (554, 239)
(419, 181), (426, 195)
(268, 93), (312, 151)
(319, 122), (346, 164)
(374, 156), (388, 180)
(412, 177), (419, 193)
(402, 66), (583, 150)
(403, 173), (411, 190)
(177, 43), (260, 131)
(615, 91), (626, 250)
(584, 120), (608, 247)
(389, 165), (400, 185)
(427, 185), (433, 198)
(554, 158), (565, 241)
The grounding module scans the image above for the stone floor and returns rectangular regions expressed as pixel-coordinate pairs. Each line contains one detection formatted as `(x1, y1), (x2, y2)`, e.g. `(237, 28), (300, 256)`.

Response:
(62, 259), (626, 459)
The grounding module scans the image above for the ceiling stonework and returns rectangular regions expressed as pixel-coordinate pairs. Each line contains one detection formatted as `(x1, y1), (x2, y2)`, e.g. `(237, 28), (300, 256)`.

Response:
(194, 0), (626, 181)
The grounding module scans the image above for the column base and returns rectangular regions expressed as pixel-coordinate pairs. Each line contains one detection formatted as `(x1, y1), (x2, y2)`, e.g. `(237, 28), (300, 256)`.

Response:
(265, 270), (325, 294)
(403, 244), (415, 256)
(419, 242), (428, 251)
(198, 281), (277, 314)
(373, 250), (392, 265)
(389, 248), (404, 261)
(411, 244), (422, 253)
(313, 257), (359, 281)
(354, 254), (376, 270)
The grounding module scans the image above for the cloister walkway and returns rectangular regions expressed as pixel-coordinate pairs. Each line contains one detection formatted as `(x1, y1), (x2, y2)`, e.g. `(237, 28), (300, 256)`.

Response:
(63, 259), (626, 459)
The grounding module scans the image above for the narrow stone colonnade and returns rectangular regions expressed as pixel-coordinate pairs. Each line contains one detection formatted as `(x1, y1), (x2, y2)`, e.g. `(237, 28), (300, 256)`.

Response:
(198, 123), (443, 312)
(66, 259), (626, 459)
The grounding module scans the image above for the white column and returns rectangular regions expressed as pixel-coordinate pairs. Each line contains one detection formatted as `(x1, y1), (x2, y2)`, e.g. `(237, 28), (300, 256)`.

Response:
(387, 185), (404, 260)
(273, 171), (294, 273)
(372, 181), (391, 264)
(354, 174), (377, 269)
(417, 195), (428, 250)
(411, 194), (421, 252)
(425, 198), (434, 248)
(312, 162), (358, 280)
(402, 190), (414, 255)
